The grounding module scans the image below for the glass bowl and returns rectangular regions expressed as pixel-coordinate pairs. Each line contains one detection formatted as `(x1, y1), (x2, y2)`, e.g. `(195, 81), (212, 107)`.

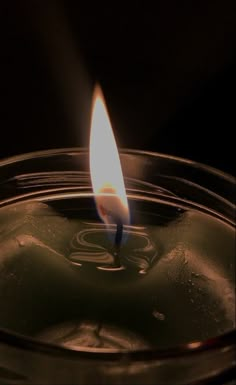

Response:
(0, 148), (235, 385)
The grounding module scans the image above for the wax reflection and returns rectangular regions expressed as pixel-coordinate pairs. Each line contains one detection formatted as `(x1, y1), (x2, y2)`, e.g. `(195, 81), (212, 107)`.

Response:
(68, 222), (158, 273)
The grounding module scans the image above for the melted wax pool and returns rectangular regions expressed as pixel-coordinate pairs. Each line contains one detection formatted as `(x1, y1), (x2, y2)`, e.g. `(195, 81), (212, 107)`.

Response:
(0, 198), (235, 350)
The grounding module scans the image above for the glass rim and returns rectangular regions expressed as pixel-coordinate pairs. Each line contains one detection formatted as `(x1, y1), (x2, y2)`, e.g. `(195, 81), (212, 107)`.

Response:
(0, 147), (235, 361)
(0, 327), (235, 361)
(0, 147), (235, 183)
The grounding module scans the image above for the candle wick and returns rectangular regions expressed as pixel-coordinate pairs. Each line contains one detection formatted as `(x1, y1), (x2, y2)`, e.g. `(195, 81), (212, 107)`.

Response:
(99, 205), (124, 268)
(112, 217), (123, 267)
(114, 217), (123, 249)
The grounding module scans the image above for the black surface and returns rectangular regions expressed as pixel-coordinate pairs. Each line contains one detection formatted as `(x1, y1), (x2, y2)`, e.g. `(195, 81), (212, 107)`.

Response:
(1, 1), (236, 176)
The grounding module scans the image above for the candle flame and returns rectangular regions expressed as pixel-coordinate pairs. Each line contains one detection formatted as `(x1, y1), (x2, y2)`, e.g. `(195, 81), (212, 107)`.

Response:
(89, 85), (129, 226)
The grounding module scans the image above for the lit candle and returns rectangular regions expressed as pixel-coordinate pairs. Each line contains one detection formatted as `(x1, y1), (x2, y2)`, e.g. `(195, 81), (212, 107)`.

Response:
(89, 85), (129, 268)
(69, 85), (158, 277)
(0, 86), (235, 384)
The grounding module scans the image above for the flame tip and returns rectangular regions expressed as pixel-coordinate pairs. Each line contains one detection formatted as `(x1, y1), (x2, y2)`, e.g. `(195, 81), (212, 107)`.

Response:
(92, 83), (104, 101)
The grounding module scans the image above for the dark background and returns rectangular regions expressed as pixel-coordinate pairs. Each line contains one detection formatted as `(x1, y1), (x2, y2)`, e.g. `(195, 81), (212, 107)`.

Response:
(1, 1), (236, 175)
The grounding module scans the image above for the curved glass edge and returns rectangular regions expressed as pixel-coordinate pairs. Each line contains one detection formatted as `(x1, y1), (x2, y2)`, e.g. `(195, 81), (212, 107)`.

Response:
(0, 327), (235, 362)
(0, 147), (234, 184)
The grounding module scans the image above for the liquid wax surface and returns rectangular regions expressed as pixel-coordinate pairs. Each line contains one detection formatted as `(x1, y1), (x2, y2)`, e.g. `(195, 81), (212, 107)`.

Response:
(0, 198), (235, 350)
